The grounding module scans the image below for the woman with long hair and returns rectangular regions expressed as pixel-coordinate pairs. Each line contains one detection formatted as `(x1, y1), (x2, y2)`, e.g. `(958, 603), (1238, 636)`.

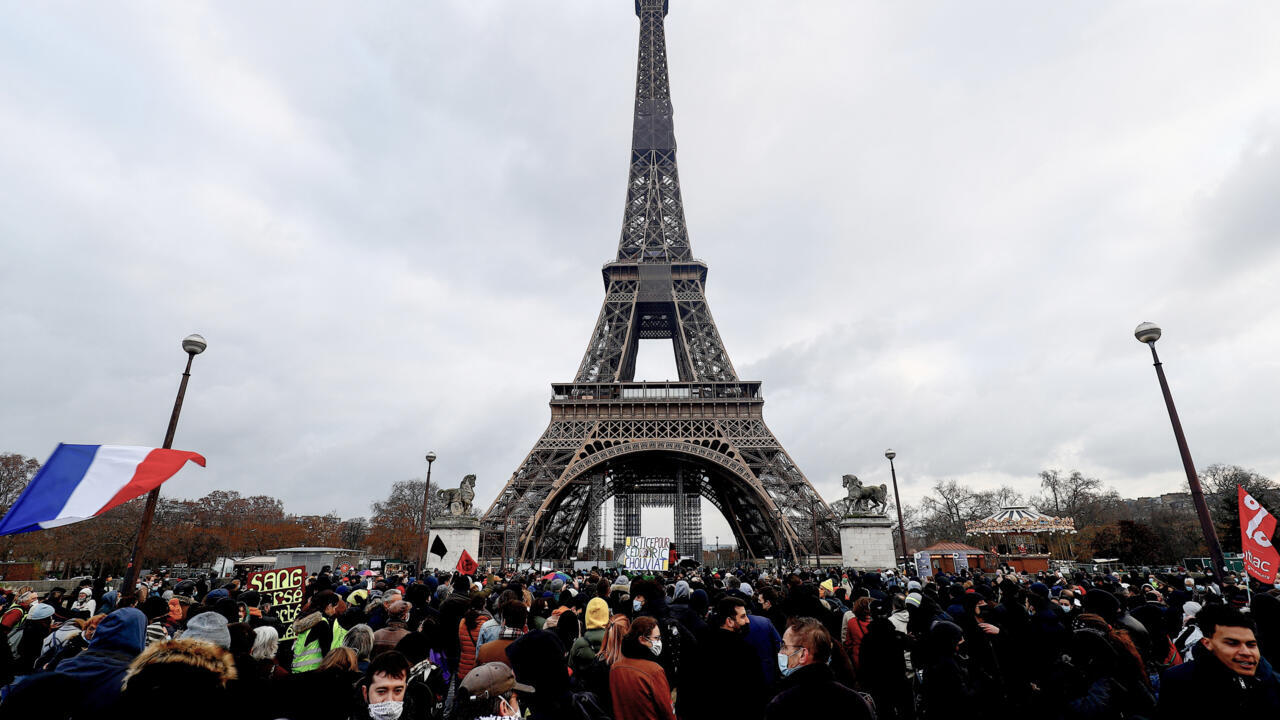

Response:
(456, 594), (491, 681)
(575, 612), (630, 710)
(597, 614), (631, 666)
(290, 590), (347, 674)
(844, 596), (873, 669)
(609, 616), (675, 720)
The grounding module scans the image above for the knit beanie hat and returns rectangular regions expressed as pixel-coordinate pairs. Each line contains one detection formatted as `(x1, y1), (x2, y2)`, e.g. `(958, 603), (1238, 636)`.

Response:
(1182, 601), (1202, 621)
(28, 603), (55, 621)
(585, 597), (609, 630)
(180, 611), (231, 648)
(905, 592), (923, 608)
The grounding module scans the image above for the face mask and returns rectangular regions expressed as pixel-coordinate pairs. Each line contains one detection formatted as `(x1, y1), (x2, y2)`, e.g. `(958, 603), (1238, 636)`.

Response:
(368, 701), (403, 720)
(633, 599), (643, 613)
(649, 638), (663, 656)
(777, 652), (797, 677)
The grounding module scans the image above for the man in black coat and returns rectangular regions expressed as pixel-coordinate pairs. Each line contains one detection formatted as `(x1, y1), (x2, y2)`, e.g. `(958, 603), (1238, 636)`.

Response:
(686, 597), (767, 719)
(1157, 604), (1280, 718)
(766, 617), (873, 720)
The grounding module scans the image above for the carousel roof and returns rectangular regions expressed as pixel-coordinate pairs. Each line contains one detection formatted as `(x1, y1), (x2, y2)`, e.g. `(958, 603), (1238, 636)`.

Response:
(965, 505), (1076, 535)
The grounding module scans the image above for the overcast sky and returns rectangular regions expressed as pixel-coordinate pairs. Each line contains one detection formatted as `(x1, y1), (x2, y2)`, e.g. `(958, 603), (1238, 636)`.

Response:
(3, 1), (1278, 544)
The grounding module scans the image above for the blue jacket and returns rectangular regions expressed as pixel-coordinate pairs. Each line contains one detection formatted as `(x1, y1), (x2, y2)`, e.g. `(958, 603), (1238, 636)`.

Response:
(55, 608), (146, 713)
(744, 614), (782, 686)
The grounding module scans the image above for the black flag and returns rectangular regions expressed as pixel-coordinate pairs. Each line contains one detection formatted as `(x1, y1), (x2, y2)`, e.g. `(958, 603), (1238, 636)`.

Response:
(430, 535), (448, 559)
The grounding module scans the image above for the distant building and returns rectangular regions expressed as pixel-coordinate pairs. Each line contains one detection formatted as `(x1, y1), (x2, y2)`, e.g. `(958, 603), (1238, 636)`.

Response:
(267, 547), (366, 576)
(1121, 492), (1192, 519)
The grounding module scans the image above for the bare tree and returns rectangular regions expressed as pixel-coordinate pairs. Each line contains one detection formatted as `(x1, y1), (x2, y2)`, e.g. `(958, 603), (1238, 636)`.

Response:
(0, 453), (40, 515)
(340, 517), (370, 550)
(1200, 464), (1276, 552)
(367, 479), (443, 558)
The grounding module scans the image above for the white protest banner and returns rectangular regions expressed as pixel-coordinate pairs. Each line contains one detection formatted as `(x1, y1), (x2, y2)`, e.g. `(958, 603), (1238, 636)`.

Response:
(623, 536), (671, 572)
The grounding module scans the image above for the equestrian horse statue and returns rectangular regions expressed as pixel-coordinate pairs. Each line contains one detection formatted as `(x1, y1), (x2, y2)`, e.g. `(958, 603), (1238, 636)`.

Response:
(438, 474), (477, 517)
(842, 474), (889, 516)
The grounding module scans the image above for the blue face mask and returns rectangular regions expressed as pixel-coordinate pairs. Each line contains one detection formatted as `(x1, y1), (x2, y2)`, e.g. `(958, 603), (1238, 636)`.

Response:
(633, 599), (643, 613)
(777, 649), (800, 677)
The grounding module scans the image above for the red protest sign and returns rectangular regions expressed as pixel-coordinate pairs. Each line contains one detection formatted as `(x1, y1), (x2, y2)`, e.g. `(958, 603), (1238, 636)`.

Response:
(1239, 485), (1278, 584)
(456, 549), (478, 577)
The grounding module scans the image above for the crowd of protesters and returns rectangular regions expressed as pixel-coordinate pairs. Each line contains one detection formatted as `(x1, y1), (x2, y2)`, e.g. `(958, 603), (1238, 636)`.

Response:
(0, 561), (1277, 718)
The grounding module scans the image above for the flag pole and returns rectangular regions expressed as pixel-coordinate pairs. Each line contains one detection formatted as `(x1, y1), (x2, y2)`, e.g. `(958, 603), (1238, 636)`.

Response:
(122, 334), (206, 596)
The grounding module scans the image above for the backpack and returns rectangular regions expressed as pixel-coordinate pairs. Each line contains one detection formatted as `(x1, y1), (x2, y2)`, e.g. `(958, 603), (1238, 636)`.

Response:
(5, 608), (27, 656)
(658, 616), (695, 683)
(571, 689), (612, 720)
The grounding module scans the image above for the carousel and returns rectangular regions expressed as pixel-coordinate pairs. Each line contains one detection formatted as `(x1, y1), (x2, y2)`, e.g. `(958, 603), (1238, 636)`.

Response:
(965, 505), (1076, 573)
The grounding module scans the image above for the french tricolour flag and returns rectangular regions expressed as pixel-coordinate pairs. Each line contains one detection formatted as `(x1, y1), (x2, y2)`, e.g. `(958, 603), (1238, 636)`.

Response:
(0, 444), (205, 535)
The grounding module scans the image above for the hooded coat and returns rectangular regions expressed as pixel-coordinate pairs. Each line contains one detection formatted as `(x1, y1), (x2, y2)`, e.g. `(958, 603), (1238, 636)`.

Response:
(921, 620), (985, 720)
(53, 608), (147, 714)
(117, 638), (238, 718)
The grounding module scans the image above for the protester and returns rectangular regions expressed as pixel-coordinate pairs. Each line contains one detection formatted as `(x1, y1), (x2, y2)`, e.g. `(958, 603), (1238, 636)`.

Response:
(610, 616), (676, 720)
(344, 623), (375, 672)
(350, 651), (419, 720)
(1157, 604), (1280, 716)
(766, 617), (873, 719)
(49, 607), (148, 714)
(372, 601), (412, 660)
(9, 602), (55, 675)
(455, 661), (535, 720)
(457, 594), (492, 682)
(291, 590), (347, 673)
(69, 588), (95, 619)
(568, 597), (608, 674)
(476, 600), (528, 668)
(116, 637), (238, 718)
(684, 596), (765, 719)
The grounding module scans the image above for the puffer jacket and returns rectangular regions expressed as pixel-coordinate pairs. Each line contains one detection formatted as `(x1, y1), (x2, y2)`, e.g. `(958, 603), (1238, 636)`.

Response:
(457, 614), (490, 680)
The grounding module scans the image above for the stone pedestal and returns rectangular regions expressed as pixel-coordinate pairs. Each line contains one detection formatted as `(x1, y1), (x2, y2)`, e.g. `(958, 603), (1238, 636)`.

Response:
(427, 516), (481, 572)
(839, 515), (897, 569)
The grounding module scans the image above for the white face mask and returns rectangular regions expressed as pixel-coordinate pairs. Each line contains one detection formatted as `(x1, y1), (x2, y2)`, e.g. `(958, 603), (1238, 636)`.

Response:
(649, 638), (663, 656)
(368, 700), (404, 720)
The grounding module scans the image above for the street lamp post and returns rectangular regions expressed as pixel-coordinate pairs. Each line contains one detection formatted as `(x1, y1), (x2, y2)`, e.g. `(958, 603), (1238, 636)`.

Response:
(416, 451), (437, 577)
(122, 334), (206, 596)
(886, 449), (908, 571)
(1134, 322), (1226, 586)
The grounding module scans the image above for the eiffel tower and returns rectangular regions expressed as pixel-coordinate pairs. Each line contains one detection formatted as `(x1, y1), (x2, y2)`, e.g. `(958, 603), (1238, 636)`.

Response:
(479, 0), (838, 564)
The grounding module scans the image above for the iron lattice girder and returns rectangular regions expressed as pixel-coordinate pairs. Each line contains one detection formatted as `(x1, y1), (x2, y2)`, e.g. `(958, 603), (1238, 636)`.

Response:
(574, 267), (736, 384)
(477, 3), (837, 563)
(478, 405), (840, 561)
(620, 1), (689, 264)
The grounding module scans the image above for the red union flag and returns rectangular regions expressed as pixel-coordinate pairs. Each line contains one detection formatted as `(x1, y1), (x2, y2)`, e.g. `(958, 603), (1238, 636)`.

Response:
(1239, 485), (1279, 583)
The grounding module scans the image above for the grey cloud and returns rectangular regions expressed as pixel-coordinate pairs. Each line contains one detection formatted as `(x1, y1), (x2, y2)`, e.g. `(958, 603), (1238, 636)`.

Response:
(2, 2), (1279, 544)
